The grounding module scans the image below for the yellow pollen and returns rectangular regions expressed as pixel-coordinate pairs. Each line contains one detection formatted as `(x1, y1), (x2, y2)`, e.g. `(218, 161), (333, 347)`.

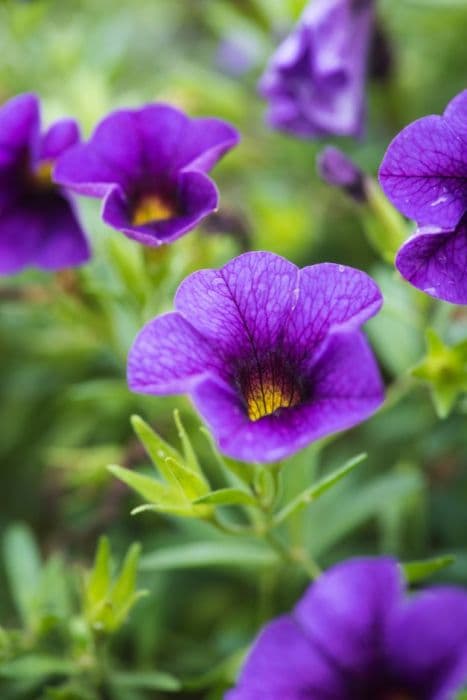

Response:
(33, 160), (54, 188)
(132, 194), (175, 226)
(245, 368), (301, 422)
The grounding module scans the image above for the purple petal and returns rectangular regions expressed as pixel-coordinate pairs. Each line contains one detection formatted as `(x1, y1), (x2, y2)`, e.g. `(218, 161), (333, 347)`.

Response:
(40, 118), (80, 161)
(170, 116), (240, 172)
(294, 558), (403, 675)
(0, 194), (89, 274)
(379, 103), (467, 229)
(192, 332), (383, 463)
(226, 616), (343, 700)
(54, 109), (144, 196)
(0, 93), (39, 169)
(102, 170), (219, 245)
(386, 589), (467, 699)
(289, 263), (382, 363)
(395, 218), (467, 305)
(175, 252), (300, 360)
(127, 312), (221, 395)
(444, 89), (467, 140)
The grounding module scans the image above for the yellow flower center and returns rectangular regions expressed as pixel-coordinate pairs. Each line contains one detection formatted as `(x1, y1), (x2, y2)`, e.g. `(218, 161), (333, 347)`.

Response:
(132, 194), (175, 226)
(243, 363), (302, 422)
(33, 160), (54, 189)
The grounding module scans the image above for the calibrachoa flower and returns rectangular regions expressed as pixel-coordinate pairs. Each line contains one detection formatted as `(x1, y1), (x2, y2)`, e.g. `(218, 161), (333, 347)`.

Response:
(258, 0), (374, 139)
(128, 252), (384, 463)
(0, 93), (90, 274)
(379, 90), (467, 304)
(227, 558), (467, 700)
(54, 103), (239, 246)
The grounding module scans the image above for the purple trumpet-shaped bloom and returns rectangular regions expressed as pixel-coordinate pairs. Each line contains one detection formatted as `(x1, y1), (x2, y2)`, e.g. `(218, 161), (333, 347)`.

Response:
(128, 252), (384, 463)
(54, 103), (239, 246)
(379, 90), (467, 304)
(227, 558), (467, 700)
(258, 0), (375, 139)
(0, 93), (90, 274)
(317, 146), (367, 202)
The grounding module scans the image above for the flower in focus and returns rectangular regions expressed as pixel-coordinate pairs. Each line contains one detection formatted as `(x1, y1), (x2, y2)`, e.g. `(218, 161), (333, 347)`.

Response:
(0, 93), (90, 274)
(395, 214), (467, 305)
(54, 103), (239, 246)
(226, 558), (467, 700)
(379, 90), (467, 303)
(317, 145), (367, 202)
(258, 0), (374, 139)
(128, 252), (383, 463)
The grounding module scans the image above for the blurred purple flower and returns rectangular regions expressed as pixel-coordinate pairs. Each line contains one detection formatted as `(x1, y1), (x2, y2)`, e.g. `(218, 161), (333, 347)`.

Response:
(379, 90), (467, 230)
(379, 90), (467, 304)
(54, 103), (239, 247)
(227, 558), (467, 700)
(0, 93), (90, 275)
(317, 145), (366, 201)
(258, 0), (374, 139)
(216, 33), (261, 77)
(128, 252), (383, 463)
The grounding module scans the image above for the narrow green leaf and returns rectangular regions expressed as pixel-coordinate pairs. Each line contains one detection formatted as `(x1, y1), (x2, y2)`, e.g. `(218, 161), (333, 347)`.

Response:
(2, 523), (42, 627)
(199, 426), (255, 485)
(85, 536), (110, 612)
(140, 541), (279, 571)
(274, 453), (367, 525)
(111, 543), (141, 613)
(194, 487), (257, 507)
(130, 415), (185, 491)
(111, 670), (181, 691)
(107, 464), (184, 507)
(173, 410), (203, 476)
(403, 555), (455, 584)
(164, 456), (209, 499)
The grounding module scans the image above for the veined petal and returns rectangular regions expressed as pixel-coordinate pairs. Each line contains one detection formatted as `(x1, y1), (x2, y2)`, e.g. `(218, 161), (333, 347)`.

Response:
(444, 89), (467, 140)
(395, 218), (467, 305)
(175, 251), (300, 360)
(127, 312), (221, 395)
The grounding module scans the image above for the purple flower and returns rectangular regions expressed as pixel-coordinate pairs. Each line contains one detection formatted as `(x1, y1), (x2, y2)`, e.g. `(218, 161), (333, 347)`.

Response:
(0, 93), (90, 274)
(127, 252), (383, 463)
(54, 103), (239, 246)
(395, 215), (467, 305)
(227, 558), (467, 700)
(379, 90), (467, 304)
(379, 90), (467, 230)
(258, 0), (374, 139)
(317, 146), (367, 202)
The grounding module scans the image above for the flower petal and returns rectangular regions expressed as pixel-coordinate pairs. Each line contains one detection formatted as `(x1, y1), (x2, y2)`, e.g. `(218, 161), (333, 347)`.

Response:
(289, 263), (382, 364)
(127, 312), (221, 395)
(192, 332), (383, 463)
(386, 589), (467, 700)
(102, 170), (219, 245)
(172, 116), (240, 172)
(33, 195), (90, 270)
(294, 558), (403, 675)
(379, 105), (467, 229)
(226, 616), (343, 700)
(395, 218), (467, 305)
(41, 118), (80, 161)
(444, 89), (467, 140)
(175, 251), (300, 360)
(0, 93), (39, 169)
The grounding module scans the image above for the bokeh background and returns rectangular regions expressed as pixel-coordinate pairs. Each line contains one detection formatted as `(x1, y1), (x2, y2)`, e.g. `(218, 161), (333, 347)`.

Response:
(0, 0), (466, 698)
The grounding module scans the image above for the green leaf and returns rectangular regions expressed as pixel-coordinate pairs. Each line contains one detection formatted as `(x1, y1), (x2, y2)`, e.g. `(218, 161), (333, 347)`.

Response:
(193, 487), (257, 507)
(164, 456), (210, 499)
(111, 670), (181, 692)
(111, 543), (148, 629)
(140, 540), (279, 571)
(0, 655), (75, 679)
(130, 415), (186, 490)
(173, 409), (203, 476)
(2, 523), (42, 627)
(85, 536), (110, 615)
(274, 453), (367, 525)
(107, 464), (184, 507)
(403, 555), (455, 584)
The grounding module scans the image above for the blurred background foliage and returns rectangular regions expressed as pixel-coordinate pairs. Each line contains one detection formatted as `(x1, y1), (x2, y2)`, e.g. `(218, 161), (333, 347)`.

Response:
(0, 0), (466, 698)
